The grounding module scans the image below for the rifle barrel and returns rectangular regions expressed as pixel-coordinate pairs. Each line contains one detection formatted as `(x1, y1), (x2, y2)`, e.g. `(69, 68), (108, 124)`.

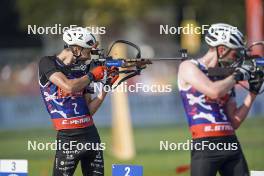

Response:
(126, 57), (185, 61)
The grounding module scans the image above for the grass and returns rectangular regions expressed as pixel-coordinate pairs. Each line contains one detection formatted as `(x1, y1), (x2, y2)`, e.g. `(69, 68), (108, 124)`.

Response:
(0, 118), (263, 176)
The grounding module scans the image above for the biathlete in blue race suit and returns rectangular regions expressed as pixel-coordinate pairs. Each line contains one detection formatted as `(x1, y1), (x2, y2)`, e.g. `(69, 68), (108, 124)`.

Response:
(178, 23), (263, 176)
(38, 27), (118, 176)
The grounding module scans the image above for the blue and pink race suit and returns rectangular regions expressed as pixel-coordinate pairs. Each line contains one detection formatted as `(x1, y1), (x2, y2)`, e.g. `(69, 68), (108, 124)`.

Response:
(39, 56), (94, 130)
(178, 60), (235, 139)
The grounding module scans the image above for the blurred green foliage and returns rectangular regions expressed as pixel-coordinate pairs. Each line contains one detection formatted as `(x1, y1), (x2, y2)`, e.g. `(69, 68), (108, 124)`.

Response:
(16, 0), (246, 32)
(190, 0), (245, 32)
(16, 0), (152, 26)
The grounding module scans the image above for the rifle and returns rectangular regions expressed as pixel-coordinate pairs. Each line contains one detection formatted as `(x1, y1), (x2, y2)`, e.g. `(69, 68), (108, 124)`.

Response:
(207, 41), (264, 94)
(90, 40), (186, 88)
(90, 39), (264, 93)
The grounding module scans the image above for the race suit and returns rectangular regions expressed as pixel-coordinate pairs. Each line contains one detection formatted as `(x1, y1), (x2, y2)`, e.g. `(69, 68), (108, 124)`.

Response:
(178, 59), (249, 176)
(39, 56), (104, 176)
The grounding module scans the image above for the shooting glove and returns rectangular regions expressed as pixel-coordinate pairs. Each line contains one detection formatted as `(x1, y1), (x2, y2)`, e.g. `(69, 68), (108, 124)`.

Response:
(87, 66), (107, 82)
(249, 70), (264, 95)
(233, 66), (251, 82)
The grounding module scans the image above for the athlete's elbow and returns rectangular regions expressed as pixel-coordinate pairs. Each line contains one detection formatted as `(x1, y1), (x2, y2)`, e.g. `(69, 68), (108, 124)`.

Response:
(64, 80), (80, 93)
(62, 82), (79, 93)
(210, 92), (220, 99)
(209, 86), (228, 99)
(207, 90), (222, 99)
(61, 84), (74, 93)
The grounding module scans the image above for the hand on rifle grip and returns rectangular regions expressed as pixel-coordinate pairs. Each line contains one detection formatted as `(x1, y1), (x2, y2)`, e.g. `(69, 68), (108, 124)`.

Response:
(106, 66), (119, 86)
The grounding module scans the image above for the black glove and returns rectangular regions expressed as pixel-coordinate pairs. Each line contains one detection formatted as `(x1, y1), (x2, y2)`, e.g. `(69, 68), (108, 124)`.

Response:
(249, 70), (264, 95)
(233, 66), (251, 82)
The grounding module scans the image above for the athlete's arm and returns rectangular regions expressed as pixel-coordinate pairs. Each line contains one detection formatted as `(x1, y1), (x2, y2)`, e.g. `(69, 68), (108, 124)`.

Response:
(83, 68), (119, 115)
(84, 90), (108, 116)
(49, 65), (107, 93)
(49, 72), (91, 93)
(39, 57), (92, 93)
(178, 61), (236, 99)
(225, 93), (257, 129)
(40, 56), (106, 93)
